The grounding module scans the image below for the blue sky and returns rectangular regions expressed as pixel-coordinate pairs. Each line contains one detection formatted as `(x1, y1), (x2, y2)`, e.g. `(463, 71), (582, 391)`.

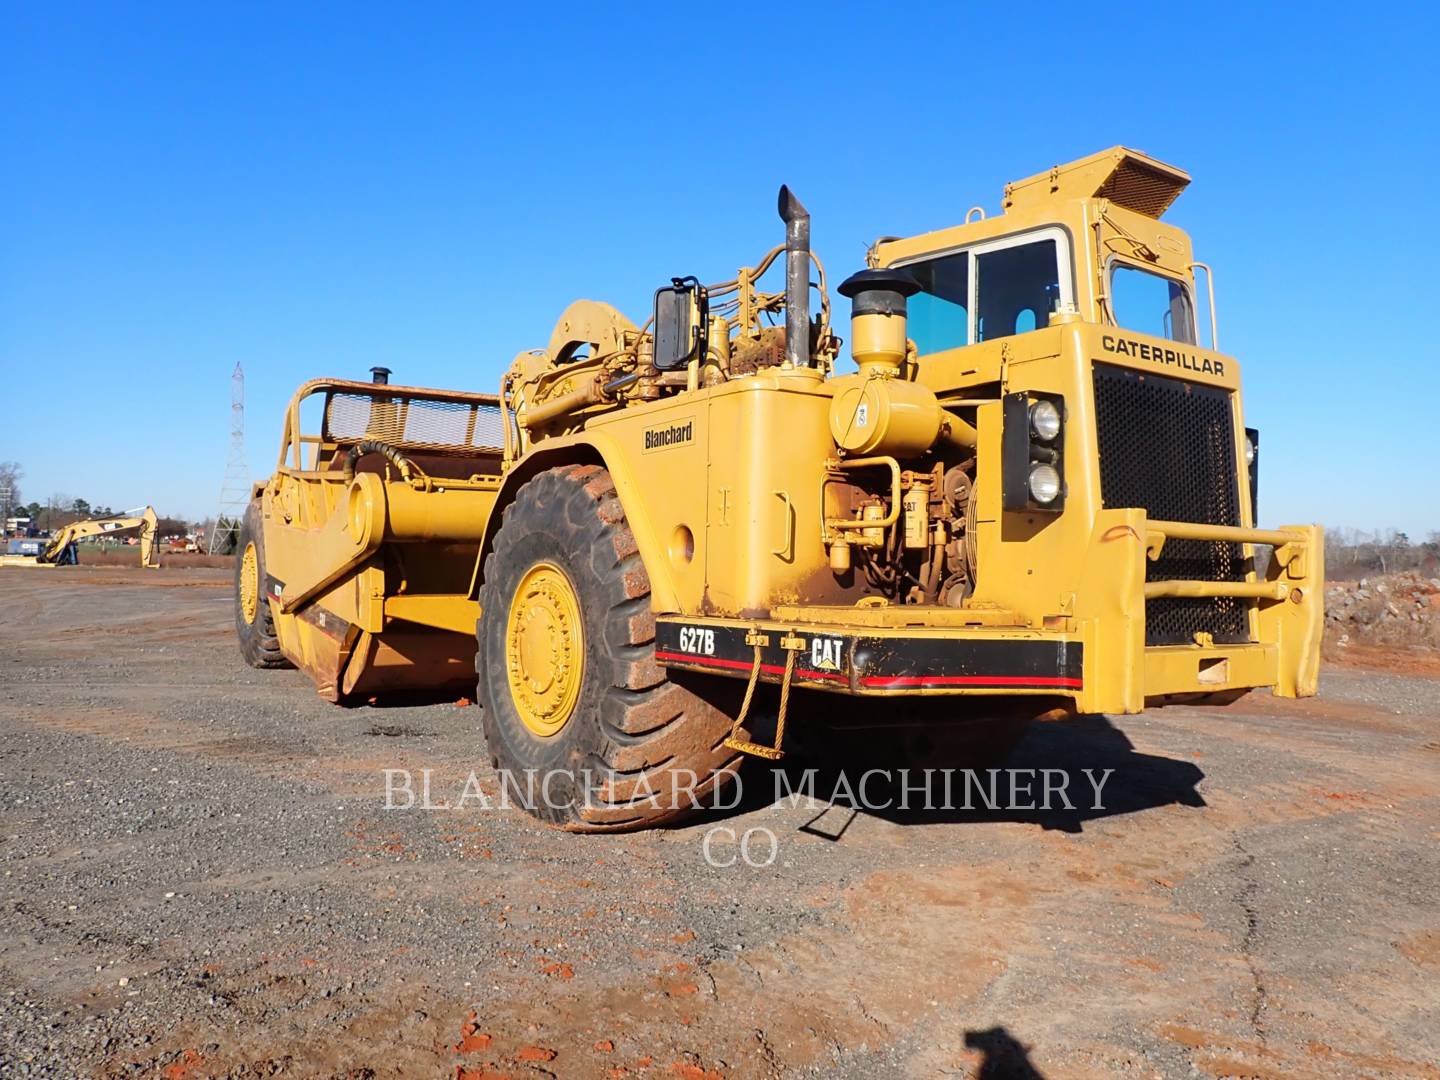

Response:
(2, 2), (1436, 535)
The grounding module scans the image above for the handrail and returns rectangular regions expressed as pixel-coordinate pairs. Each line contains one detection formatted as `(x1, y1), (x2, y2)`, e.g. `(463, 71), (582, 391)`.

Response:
(1188, 261), (1219, 351)
(1143, 521), (1313, 601)
(1144, 580), (1289, 601)
(278, 377), (504, 470)
(1146, 519), (1306, 549)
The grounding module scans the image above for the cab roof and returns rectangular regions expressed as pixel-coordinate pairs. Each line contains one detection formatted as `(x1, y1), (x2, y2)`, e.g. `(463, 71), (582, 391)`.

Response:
(1002, 146), (1190, 219)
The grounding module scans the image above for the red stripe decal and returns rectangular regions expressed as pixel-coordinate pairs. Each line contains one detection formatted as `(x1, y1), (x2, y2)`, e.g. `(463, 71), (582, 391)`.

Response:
(654, 650), (846, 682)
(860, 674), (1083, 689)
(654, 651), (1079, 689)
(655, 650), (749, 671)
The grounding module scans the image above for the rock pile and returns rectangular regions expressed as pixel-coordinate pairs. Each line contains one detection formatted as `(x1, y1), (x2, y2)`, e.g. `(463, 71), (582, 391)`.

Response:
(1325, 572), (1440, 649)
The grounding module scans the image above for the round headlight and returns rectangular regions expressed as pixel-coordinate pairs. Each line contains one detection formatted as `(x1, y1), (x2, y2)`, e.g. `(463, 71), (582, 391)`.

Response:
(1244, 435), (1256, 466)
(1029, 400), (1061, 442)
(1028, 463), (1061, 505)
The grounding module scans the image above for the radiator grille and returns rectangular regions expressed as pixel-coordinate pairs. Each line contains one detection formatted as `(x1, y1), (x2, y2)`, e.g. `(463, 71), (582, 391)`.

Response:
(324, 391), (505, 453)
(1092, 363), (1249, 646)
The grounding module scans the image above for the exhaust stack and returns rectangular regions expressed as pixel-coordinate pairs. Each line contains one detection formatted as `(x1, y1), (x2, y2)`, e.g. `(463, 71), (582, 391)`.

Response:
(778, 185), (810, 368)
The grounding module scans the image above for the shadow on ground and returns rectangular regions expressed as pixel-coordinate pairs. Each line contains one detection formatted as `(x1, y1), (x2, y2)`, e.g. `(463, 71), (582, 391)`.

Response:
(706, 712), (1206, 836)
(964, 1026), (1049, 1079)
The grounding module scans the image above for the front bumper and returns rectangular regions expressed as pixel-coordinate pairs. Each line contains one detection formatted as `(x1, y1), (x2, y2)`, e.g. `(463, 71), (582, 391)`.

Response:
(657, 618), (1084, 695)
(656, 514), (1324, 715)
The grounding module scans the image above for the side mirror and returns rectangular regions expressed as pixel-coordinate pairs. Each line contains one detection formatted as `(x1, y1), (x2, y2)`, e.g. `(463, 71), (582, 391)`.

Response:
(653, 277), (708, 371)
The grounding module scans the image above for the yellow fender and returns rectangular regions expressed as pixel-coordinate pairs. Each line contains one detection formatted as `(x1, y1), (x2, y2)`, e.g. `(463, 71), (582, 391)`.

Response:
(467, 429), (680, 614)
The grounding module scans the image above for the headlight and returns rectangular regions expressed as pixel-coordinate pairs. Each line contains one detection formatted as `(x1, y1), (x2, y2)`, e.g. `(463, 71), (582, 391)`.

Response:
(1028, 463), (1061, 504)
(1244, 434), (1256, 466)
(1029, 400), (1061, 442)
(1003, 392), (1065, 513)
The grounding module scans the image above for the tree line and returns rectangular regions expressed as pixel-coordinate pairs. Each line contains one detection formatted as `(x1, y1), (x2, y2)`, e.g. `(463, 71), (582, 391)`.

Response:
(1324, 528), (1440, 580)
(0, 460), (211, 542)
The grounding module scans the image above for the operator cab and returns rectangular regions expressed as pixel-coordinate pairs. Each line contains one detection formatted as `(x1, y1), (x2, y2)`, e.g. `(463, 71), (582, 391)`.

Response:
(878, 147), (1211, 358)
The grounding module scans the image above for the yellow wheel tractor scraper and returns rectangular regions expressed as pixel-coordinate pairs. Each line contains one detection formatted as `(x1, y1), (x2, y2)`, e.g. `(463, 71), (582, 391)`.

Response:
(237, 147), (1324, 830)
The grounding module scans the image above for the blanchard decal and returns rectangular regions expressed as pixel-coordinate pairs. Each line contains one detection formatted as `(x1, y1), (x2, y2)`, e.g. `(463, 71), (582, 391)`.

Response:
(643, 416), (695, 453)
(654, 619), (1083, 692)
(1102, 334), (1224, 378)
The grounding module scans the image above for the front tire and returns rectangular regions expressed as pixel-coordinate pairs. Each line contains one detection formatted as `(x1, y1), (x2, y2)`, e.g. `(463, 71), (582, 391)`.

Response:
(234, 501), (290, 670)
(476, 465), (741, 831)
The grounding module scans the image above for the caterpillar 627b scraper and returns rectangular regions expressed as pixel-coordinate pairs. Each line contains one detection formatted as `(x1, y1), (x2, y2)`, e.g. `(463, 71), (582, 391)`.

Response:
(235, 147), (1323, 830)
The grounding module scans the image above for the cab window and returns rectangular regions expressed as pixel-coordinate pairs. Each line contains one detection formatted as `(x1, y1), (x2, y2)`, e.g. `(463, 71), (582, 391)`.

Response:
(976, 239), (1060, 342)
(1110, 264), (1196, 344)
(907, 252), (969, 355)
(902, 229), (1070, 355)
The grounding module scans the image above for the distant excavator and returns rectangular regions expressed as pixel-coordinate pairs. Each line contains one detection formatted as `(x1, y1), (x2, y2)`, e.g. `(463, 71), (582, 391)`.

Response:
(0, 507), (160, 568)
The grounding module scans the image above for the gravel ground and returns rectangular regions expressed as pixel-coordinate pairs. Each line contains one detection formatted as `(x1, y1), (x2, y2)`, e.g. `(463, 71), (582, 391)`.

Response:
(1, 567), (1438, 1079)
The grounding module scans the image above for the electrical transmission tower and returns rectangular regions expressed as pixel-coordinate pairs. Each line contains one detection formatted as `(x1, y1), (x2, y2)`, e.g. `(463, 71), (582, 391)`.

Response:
(209, 362), (250, 554)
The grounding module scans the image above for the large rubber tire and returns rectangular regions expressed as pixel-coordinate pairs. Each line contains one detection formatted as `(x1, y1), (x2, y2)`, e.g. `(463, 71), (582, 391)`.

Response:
(476, 465), (742, 831)
(234, 501), (291, 670)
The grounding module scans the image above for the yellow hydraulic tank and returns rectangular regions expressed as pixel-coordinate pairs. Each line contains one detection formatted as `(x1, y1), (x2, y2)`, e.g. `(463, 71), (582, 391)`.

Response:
(700, 369), (855, 616)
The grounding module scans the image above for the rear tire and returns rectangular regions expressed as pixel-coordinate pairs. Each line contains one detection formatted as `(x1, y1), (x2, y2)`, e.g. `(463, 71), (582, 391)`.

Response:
(234, 501), (290, 670)
(476, 465), (742, 831)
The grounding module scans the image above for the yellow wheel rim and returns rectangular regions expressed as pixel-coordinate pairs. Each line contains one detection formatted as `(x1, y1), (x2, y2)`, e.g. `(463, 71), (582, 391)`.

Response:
(505, 562), (585, 737)
(239, 542), (260, 625)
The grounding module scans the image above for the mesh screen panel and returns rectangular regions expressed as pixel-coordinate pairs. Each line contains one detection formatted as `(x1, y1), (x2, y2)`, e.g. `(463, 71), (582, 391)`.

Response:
(1092, 363), (1249, 646)
(324, 391), (505, 453)
(1095, 158), (1186, 218)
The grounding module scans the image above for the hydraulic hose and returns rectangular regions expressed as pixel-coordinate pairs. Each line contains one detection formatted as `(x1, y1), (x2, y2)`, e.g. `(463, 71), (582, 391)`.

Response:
(342, 439), (419, 483)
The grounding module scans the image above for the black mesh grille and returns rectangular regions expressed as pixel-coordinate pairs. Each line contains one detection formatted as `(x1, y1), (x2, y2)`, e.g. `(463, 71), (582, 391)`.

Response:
(1092, 363), (1250, 646)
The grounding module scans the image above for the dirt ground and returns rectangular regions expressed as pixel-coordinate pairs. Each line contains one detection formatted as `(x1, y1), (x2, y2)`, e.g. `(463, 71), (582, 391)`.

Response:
(2, 568), (1438, 1079)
